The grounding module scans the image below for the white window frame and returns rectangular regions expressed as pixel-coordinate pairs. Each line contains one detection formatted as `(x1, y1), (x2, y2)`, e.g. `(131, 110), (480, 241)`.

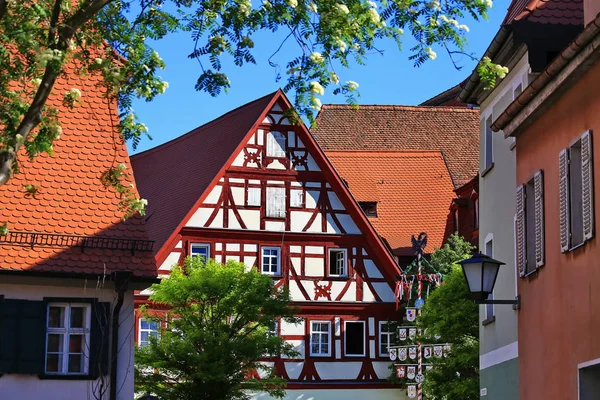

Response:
(266, 131), (287, 158)
(310, 321), (331, 357)
(261, 246), (281, 275)
(266, 187), (286, 218)
(45, 303), (92, 375)
(190, 243), (210, 262)
(379, 321), (394, 357)
(138, 317), (161, 348)
(290, 188), (304, 208)
(344, 320), (366, 357)
(328, 248), (348, 277)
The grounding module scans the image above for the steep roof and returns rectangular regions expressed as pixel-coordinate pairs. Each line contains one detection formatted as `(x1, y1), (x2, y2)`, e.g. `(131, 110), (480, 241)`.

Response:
(131, 92), (277, 253)
(0, 64), (156, 278)
(312, 105), (480, 187)
(503, 0), (583, 25)
(326, 151), (456, 256)
(419, 81), (469, 107)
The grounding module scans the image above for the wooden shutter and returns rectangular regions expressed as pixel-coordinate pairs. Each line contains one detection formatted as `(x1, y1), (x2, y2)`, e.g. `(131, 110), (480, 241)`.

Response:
(534, 170), (545, 268)
(247, 187), (261, 206)
(515, 185), (526, 277)
(266, 187), (285, 218)
(89, 302), (111, 378)
(0, 300), (46, 374)
(290, 189), (303, 208)
(581, 130), (594, 241)
(559, 149), (571, 252)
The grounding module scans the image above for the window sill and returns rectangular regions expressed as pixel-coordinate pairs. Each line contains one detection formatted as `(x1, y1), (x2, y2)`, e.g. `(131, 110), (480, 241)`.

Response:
(39, 373), (97, 380)
(480, 163), (495, 178)
(482, 316), (496, 326)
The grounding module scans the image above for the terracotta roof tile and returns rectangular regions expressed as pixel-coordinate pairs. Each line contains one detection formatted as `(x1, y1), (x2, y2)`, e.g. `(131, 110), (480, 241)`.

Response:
(503, 0), (583, 25)
(312, 105), (480, 187)
(131, 92), (277, 253)
(0, 62), (156, 278)
(326, 151), (456, 256)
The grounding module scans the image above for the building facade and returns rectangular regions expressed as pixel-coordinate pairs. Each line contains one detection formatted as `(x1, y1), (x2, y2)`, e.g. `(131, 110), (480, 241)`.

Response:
(0, 61), (156, 399)
(458, 1), (584, 397)
(131, 91), (406, 399)
(493, 8), (600, 399)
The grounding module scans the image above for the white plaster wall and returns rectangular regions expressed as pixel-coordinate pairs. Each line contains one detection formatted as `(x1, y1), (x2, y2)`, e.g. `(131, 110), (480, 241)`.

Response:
(239, 209), (261, 230)
(232, 151), (245, 166)
(372, 361), (393, 380)
(306, 154), (320, 171)
(231, 186), (245, 205)
(158, 251), (181, 272)
(305, 190), (319, 208)
(371, 283), (396, 302)
(305, 246), (324, 254)
(304, 257), (324, 277)
(290, 211), (312, 232)
(252, 388), (406, 400)
(281, 319), (305, 336)
(282, 340), (305, 359)
(363, 259), (383, 278)
(186, 207), (213, 227)
(204, 185), (222, 204)
(284, 362), (303, 380)
(264, 221), (285, 231)
(315, 362), (361, 379)
(328, 192), (344, 210)
(336, 214), (361, 234)
(0, 279), (136, 400)
(228, 210), (243, 229)
(288, 281), (307, 302)
(267, 160), (286, 170)
(258, 362), (275, 378)
(362, 283), (377, 302)
(208, 210), (224, 228)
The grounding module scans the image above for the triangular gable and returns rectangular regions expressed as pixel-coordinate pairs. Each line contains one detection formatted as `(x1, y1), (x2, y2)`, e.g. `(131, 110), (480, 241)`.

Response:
(147, 91), (401, 287)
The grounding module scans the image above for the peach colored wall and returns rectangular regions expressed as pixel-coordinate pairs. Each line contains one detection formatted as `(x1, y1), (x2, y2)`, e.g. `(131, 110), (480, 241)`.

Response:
(585, 0), (600, 26)
(515, 61), (600, 400)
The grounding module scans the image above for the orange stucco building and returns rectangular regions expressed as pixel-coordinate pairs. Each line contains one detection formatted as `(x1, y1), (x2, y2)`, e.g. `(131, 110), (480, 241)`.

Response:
(493, 9), (600, 399)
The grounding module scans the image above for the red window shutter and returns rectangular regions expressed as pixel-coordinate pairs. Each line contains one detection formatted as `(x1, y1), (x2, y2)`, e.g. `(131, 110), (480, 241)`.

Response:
(515, 185), (526, 277)
(581, 130), (594, 241)
(559, 149), (570, 252)
(534, 170), (545, 268)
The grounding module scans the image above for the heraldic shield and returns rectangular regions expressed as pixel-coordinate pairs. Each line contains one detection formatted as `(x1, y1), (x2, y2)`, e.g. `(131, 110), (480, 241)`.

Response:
(407, 385), (417, 399)
(389, 348), (397, 361)
(399, 348), (408, 361)
(396, 365), (406, 379)
(407, 366), (416, 380)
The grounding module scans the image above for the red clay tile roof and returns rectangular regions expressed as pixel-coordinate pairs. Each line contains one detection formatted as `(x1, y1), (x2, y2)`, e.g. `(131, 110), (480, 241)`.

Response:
(312, 105), (480, 188)
(503, 0), (583, 25)
(419, 81), (469, 107)
(131, 92), (277, 253)
(0, 65), (156, 278)
(326, 151), (456, 256)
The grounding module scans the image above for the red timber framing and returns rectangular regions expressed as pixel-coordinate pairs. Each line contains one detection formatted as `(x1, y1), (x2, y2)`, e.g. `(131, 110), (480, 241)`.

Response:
(132, 90), (404, 390)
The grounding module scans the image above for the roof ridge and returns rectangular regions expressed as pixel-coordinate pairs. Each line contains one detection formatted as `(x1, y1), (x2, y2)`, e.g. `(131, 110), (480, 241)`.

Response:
(325, 150), (444, 155)
(320, 104), (478, 112)
(132, 90), (278, 160)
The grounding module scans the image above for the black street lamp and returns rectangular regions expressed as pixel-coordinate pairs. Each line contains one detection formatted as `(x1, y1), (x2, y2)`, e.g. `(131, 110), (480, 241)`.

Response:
(458, 253), (520, 309)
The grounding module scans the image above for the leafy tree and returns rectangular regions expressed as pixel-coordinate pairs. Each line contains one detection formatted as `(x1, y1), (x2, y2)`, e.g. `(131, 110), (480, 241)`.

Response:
(430, 232), (475, 275)
(0, 0), (494, 201)
(135, 257), (299, 400)
(418, 235), (478, 400)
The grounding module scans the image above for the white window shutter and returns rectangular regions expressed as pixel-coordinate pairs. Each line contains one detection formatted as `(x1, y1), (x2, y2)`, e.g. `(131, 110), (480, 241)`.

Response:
(266, 131), (286, 157)
(559, 149), (570, 252)
(515, 184), (526, 277)
(534, 170), (545, 268)
(290, 189), (303, 208)
(266, 187), (286, 218)
(581, 130), (594, 241)
(247, 187), (261, 206)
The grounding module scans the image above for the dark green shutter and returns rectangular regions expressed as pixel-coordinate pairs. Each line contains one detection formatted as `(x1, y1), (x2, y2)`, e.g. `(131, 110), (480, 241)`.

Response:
(89, 302), (111, 378)
(0, 299), (46, 374)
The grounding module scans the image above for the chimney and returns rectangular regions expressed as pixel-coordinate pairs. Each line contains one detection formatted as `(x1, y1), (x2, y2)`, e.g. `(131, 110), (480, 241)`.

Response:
(584, 0), (600, 26)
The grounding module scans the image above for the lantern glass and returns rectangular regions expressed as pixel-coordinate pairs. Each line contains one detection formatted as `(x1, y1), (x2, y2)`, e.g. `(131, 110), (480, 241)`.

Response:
(482, 261), (501, 294)
(458, 253), (505, 301)
(462, 262), (483, 293)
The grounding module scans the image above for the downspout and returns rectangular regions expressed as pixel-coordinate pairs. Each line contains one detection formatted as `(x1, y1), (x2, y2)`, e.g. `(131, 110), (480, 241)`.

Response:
(110, 272), (130, 400)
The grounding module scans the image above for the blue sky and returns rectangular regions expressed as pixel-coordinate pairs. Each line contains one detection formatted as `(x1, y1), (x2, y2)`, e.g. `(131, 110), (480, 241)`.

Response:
(129, 0), (510, 154)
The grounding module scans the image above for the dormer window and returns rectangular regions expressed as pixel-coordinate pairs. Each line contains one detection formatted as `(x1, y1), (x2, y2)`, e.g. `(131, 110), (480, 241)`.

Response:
(358, 201), (378, 217)
(266, 131), (286, 158)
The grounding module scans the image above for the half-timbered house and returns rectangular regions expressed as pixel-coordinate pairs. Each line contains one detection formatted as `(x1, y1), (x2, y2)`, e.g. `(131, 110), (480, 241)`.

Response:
(131, 90), (405, 399)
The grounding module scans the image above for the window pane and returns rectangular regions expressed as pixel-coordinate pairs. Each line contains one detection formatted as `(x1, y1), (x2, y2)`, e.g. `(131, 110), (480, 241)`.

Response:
(69, 334), (84, 353)
(47, 333), (64, 353)
(46, 354), (61, 373)
(68, 354), (83, 373)
(141, 319), (149, 330)
(345, 322), (365, 355)
(48, 306), (64, 328)
(149, 320), (160, 330)
(311, 342), (320, 354)
(141, 331), (149, 343)
(320, 341), (328, 354)
(70, 307), (85, 328)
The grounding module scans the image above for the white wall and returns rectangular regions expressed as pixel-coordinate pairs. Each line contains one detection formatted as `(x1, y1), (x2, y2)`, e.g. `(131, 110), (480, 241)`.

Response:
(0, 277), (136, 400)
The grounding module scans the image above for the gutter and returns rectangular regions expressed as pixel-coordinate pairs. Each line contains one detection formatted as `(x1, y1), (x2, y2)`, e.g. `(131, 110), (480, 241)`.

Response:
(110, 272), (132, 400)
(492, 15), (600, 135)
(458, 26), (511, 104)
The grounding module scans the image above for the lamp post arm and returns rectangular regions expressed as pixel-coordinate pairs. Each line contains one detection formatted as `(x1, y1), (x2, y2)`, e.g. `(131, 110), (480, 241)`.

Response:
(475, 296), (521, 310)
